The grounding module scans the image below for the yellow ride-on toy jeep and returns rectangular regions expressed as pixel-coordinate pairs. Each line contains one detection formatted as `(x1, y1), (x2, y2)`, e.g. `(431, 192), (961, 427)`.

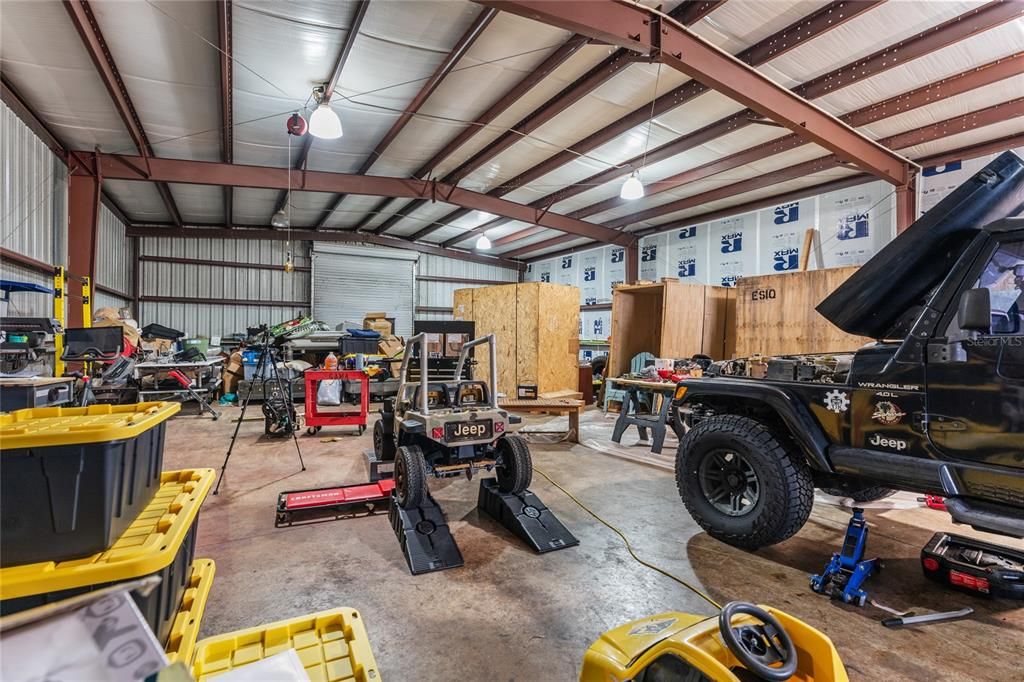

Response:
(581, 601), (848, 682)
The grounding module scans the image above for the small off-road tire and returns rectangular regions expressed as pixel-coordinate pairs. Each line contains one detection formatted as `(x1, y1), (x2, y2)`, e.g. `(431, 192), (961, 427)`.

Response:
(496, 435), (532, 494)
(395, 445), (427, 509)
(676, 415), (813, 550)
(373, 420), (396, 461)
(821, 484), (897, 502)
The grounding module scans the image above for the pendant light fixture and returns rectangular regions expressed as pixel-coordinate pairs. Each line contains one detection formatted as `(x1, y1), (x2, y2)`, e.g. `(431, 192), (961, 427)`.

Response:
(620, 63), (663, 201)
(475, 233), (492, 250)
(620, 172), (644, 200)
(309, 85), (342, 140)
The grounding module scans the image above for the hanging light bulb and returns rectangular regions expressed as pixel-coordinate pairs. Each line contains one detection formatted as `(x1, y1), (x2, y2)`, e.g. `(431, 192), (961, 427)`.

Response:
(620, 171), (644, 200)
(271, 208), (289, 228)
(308, 86), (342, 139)
(475, 233), (492, 250)
(284, 251), (295, 273)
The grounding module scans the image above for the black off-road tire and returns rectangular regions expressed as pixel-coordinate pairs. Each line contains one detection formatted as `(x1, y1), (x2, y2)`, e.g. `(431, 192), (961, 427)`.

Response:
(395, 445), (427, 509)
(676, 415), (813, 550)
(373, 420), (396, 461)
(496, 435), (532, 494)
(821, 483), (897, 502)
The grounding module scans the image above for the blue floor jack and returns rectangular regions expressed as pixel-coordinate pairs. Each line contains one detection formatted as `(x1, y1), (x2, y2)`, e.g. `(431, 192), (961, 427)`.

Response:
(811, 507), (880, 606)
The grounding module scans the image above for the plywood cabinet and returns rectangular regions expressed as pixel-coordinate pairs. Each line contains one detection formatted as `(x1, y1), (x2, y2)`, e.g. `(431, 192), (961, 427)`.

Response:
(609, 281), (732, 377)
(453, 282), (580, 396)
(733, 267), (868, 356)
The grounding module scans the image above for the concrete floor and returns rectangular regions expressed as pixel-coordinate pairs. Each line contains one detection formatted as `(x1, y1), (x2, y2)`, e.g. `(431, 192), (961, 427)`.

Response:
(165, 405), (1023, 681)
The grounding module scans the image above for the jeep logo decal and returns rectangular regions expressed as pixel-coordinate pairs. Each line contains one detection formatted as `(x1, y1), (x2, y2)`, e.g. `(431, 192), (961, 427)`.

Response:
(869, 433), (907, 451)
(452, 423), (487, 438)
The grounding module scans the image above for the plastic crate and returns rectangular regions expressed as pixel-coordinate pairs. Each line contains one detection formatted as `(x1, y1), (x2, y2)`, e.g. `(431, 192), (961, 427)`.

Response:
(0, 468), (214, 646)
(165, 558), (217, 665)
(339, 336), (379, 356)
(192, 608), (380, 682)
(0, 401), (181, 566)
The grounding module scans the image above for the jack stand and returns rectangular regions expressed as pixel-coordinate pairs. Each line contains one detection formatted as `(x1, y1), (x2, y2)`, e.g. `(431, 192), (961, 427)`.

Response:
(388, 494), (464, 575)
(810, 507), (879, 606)
(477, 479), (579, 553)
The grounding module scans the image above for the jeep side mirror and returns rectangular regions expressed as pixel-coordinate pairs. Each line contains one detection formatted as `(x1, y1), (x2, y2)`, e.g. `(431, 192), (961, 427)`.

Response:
(958, 287), (991, 333)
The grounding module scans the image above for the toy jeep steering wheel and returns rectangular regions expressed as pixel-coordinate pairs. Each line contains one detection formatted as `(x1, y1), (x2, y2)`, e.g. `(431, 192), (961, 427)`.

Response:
(718, 602), (797, 681)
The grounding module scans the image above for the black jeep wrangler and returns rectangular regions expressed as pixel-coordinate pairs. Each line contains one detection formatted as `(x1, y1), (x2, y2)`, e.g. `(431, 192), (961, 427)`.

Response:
(672, 151), (1024, 549)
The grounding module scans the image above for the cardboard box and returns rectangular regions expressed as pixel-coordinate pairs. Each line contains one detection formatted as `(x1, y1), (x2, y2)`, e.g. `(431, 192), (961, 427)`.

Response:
(363, 312), (393, 336)
(223, 351), (243, 394)
(425, 333), (443, 358)
(378, 335), (404, 359)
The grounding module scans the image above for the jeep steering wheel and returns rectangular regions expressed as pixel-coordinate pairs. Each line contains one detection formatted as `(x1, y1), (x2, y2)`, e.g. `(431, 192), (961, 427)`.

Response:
(718, 602), (797, 681)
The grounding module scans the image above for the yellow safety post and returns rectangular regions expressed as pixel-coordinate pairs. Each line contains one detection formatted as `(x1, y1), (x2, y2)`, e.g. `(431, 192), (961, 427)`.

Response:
(80, 275), (91, 329)
(53, 266), (66, 376)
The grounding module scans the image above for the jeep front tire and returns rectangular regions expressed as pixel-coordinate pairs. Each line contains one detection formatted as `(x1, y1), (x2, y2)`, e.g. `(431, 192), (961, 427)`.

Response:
(676, 415), (813, 549)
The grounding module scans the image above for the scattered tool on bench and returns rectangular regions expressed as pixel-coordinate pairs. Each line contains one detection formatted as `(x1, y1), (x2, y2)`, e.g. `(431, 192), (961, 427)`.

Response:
(881, 607), (974, 629)
(810, 507), (880, 606)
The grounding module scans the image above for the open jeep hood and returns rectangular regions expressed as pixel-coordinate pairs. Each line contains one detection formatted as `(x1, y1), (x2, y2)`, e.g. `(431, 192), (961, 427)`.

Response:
(817, 151), (1024, 339)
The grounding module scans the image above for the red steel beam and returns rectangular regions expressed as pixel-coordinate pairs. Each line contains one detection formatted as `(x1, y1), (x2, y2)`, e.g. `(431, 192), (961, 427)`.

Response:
(345, 33), (591, 232)
(505, 107), (1024, 259)
(671, 1), (725, 26)
(484, 1), (913, 186)
(64, 0), (183, 227)
(379, 43), (638, 237)
(126, 226), (527, 270)
(445, 0), (882, 248)
(217, 0), (233, 227)
(89, 154), (635, 245)
(272, 0), (370, 217)
(567, 54), (1024, 222)
(379, 0), (712, 238)
(68, 154), (101, 326)
(314, 7), (497, 228)
(602, 99), (1023, 230)
(486, 4), (1022, 248)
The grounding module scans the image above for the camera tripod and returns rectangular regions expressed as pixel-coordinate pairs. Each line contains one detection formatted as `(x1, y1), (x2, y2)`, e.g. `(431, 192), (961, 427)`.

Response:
(214, 332), (305, 495)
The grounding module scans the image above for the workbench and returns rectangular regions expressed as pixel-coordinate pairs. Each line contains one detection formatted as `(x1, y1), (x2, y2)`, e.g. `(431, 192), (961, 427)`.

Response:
(607, 377), (680, 455)
(498, 398), (585, 443)
(0, 376), (74, 411)
(135, 357), (223, 402)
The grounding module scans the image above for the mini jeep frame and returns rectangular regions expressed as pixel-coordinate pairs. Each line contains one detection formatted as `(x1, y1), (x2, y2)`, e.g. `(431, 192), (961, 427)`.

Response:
(375, 333), (530, 510)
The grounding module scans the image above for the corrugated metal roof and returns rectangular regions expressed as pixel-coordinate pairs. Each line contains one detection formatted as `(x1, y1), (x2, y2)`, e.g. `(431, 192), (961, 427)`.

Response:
(2, 0), (1020, 260)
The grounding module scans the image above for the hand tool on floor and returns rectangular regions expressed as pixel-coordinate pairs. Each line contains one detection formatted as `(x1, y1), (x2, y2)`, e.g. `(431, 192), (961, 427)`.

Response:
(881, 607), (974, 629)
(168, 369), (220, 420)
(810, 507), (880, 606)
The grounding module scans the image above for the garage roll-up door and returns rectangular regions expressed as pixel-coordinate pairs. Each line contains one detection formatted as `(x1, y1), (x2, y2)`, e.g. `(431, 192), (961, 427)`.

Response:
(312, 244), (417, 336)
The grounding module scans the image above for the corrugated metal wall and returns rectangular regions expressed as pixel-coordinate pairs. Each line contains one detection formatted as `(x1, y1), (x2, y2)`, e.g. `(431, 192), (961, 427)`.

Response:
(415, 253), (519, 321)
(138, 237), (311, 337)
(95, 204), (132, 301)
(1, 101), (67, 316)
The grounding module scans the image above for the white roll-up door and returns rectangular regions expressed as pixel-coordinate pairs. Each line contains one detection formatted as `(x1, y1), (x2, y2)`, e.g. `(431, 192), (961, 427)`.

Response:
(312, 244), (418, 336)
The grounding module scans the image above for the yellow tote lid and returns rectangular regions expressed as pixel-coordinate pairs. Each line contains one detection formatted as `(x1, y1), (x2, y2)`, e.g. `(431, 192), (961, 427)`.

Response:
(0, 401), (180, 449)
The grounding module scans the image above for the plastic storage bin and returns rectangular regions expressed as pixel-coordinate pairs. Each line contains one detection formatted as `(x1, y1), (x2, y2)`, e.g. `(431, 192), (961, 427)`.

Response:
(165, 558), (217, 664)
(191, 608), (380, 682)
(0, 401), (181, 566)
(0, 468), (214, 646)
(339, 336), (379, 356)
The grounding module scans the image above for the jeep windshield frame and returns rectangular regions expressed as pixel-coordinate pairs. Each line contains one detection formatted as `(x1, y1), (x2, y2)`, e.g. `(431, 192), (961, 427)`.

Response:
(397, 333), (500, 415)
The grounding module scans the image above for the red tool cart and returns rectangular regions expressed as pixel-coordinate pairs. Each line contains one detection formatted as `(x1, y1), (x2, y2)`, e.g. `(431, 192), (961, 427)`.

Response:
(303, 370), (368, 435)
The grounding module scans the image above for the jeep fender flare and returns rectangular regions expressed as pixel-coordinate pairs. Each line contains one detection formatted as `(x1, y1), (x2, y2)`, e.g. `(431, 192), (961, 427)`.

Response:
(677, 379), (834, 473)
